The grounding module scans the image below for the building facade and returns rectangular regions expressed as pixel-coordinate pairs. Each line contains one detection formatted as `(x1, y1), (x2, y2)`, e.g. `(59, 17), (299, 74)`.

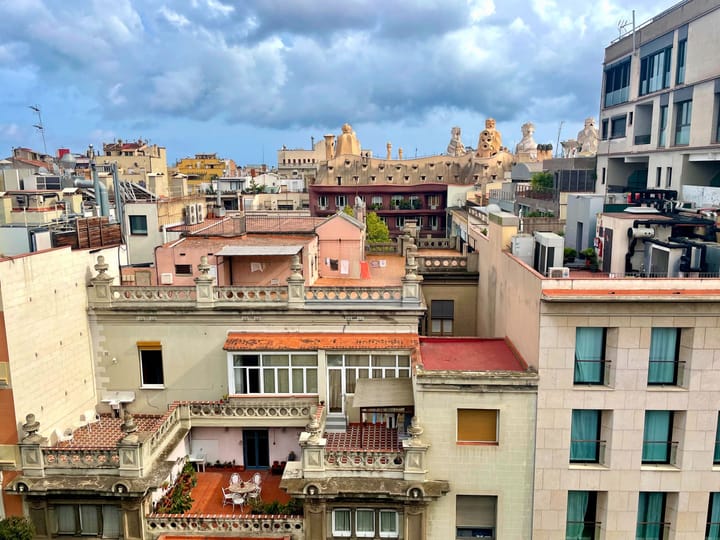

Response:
(596, 0), (720, 198)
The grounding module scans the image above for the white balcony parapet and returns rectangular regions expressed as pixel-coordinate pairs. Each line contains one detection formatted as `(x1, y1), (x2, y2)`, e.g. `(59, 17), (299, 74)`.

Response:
(305, 286), (402, 302)
(145, 513), (304, 537)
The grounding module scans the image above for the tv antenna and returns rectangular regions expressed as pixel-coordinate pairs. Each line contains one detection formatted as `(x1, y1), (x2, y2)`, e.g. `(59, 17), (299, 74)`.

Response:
(555, 121), (564, 158)
(617, 18), (631, 38)
(29, 104), (48, 156)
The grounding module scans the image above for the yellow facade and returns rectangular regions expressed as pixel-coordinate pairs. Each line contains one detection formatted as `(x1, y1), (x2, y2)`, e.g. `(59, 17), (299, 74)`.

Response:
(175, 154), (228, 189)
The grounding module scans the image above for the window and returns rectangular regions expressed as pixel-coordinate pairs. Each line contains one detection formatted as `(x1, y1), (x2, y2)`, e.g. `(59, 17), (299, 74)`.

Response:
(175, 264), (192, 275)
(601, 167), (606, 185)
(457, 409), (498, 444)
(391, 195), (403, 208)
(371, 195), (383, 207)
(658, 105), (668, 146)
(230, 353), (318, 395)
(318, 195), (328, 209)
(431, 300), (454, 336)
(601, 119), (609, 140)
(379, 510), (398, 538)
(428, 195), (440, 208)
(708, 493), (720, 539)
(566, 491), (598, 540)
(574, 328), (606, 384)
(676, 39), (686, 84)
(396, 216), (405, 228)
(715, 413), (720, 465)
(55, 504), (121, 538)
(456, 495), (496, 538)
(129, 215), (148, 235)
(604, 58), (631, 106)
(610, 116), (627, 138)
(655, 167), (662, 187)
(430, 215), (439, 231)
(332, 509), (351, 537)
(336, 195), (347, 209)
(570, 410), (602, 463)
(642, 410), (674, 464)
(138, 342), (164, 387)
(639, 47), (672, 96)
(332, 509), (399, 538)
(636, 492), (667, 540)
(356, 509), (374, 537)
(675, 100), (692, 145)
(648, 328), (681, 385)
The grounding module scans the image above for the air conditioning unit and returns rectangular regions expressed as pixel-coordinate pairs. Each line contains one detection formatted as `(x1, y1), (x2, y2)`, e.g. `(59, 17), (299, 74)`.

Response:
(185, 205), (197, 225)
(548, 266), (570, 278)
(195, 203), (203, 222)
(160, 273), (174, 284)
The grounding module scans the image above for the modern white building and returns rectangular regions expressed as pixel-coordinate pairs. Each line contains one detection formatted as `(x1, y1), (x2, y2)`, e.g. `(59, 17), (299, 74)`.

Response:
(596, 0), (720, 201)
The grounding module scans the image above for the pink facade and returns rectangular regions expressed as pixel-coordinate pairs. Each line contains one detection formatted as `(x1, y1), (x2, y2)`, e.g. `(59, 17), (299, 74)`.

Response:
(190, 426), (303, 468)
(315, 213), (365, 279)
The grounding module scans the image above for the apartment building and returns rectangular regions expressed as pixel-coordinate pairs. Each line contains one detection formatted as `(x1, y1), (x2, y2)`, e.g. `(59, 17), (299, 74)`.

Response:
(474, 207), (720, 539)
(102, 140), (169, 198)
(597, 0), (720, 198)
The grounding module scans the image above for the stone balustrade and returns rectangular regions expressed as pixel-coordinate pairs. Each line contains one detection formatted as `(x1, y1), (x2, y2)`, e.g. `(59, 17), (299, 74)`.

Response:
(213, 286), (288, 304)
(145, 513), (303, 539)
(110, 286), (197, 303)
(416, 255), (478, 273)
(146, 404), (183, 457)
(417, 237), (456, 249)
(305, 287), (402, 302)
(43, 448), (120, 471)
(186, 398), (315, 422)
(325, 450), (404, 473)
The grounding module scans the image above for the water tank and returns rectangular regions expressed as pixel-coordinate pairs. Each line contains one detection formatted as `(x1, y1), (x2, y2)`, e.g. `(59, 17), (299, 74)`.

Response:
(511, 234), (534, 266)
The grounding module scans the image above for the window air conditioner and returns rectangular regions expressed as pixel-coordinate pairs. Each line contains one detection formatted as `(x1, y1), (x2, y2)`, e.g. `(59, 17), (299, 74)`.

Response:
(160, 273), (174, 284)
(548, 266), (570, 278)
(196, 203), (203, 222)
(185, 205), (197, 225)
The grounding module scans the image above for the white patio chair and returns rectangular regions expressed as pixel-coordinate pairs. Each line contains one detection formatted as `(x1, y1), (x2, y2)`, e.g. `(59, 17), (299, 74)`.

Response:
(232, 495), (245, 511)
(252, 472), (262, 486)
(230, 472), (240, 484)
(221, 487), (234, 507)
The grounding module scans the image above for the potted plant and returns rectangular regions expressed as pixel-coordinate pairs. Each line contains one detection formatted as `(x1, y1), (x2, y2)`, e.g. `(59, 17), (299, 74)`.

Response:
(564, 247), (577, 264)
(580, 248), (599, 271)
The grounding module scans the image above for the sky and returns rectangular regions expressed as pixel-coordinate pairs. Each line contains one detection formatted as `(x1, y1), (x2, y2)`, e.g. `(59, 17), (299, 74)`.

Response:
(0, 0), (679, 167)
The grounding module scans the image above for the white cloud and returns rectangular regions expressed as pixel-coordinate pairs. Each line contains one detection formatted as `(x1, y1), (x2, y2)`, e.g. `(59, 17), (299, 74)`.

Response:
(159, 6), (190, 28)
(206, 0), (234, 17)
(468, 0), (495, 22)
(509, 17), (531, 33)
(107, 83), (126, 106)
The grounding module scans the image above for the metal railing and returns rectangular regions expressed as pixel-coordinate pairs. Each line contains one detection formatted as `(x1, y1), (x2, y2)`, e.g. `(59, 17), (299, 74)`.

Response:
(641, 441), (679, 465)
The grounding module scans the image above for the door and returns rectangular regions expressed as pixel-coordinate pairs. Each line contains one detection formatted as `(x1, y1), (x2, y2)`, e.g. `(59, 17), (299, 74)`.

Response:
(243, 429), (269, 469)
(328, 368), (343, 414)
(602, 227), (613, 273)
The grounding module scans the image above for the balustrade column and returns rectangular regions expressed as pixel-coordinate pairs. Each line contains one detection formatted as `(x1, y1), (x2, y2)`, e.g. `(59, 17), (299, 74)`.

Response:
(89, 256), (114, 305)
(402, 253), (423, 305)
(287, 255), (306, 308)
(299, 411), (326, 478)
(194, 256), (215, 308)
(403, 417), (429, 482)
(19, 414), (45, 477)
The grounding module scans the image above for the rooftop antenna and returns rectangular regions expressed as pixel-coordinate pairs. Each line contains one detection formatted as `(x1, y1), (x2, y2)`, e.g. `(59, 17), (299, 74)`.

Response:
(29, 104), (48, 156)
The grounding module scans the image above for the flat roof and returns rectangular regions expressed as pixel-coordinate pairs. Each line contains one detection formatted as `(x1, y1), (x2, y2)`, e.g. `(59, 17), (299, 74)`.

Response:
(215, 245), (303, 256)
(224, 332), (419, 352)
(419, 337), (527, 372)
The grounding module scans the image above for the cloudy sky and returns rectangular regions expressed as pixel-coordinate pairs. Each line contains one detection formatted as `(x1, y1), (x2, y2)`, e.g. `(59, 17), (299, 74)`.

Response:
(0, 0), (677, 166)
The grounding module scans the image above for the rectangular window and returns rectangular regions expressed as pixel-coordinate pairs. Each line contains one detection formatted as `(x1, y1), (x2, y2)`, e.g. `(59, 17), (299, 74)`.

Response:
(708, 493), (720, 539)
(138, 342), (164, 387)
(675, 100), (692, 145)
(396, 216), (405, 228)
(379, 510), (399, 538)
(715, 413), (720, 465)
(332, 509), (351, 537)
(457, 409), (498, 444)
(659, 105), (668, 147)
(356, 509), (374, 537)
(642, 410), (673, 464)
(566, 491), (598, 540)
(570, 410), (602, 463)
(56, 505), (120, 538)
(604, 58), (631, 106)
(174, 264), (192, 275)
(574, 328), (606, 385)
(430, 300), (454, 336)
(336, 195), (347, 209)
(230, 353), (318, 395)
(666, 167), (673, 188)
(676, 39), (686, 84)
(456, 495), (496, 539)
(639, 46), (672, 96)
(601, 119), (609, 140)
(655, 167), (662, 187)
(601, 167), (606, 185)
(429, 215), (439, 230)
(648, 328), (681, 385)
(129, 215), (148, 235)
(318, 195), (328, 209)
(610, 115), (627, 138)
(371, 195), (383, 206)
(636, 492), (667, 540)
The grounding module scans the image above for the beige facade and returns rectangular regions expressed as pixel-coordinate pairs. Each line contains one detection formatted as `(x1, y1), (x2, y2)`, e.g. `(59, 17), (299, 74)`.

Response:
(475, 209), (720, 539)
(597, 0), (720, 196)
(102, 140), (169, 197)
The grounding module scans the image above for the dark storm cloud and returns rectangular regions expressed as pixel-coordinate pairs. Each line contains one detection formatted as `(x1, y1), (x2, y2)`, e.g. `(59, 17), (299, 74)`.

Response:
(0, 0), (679, 155)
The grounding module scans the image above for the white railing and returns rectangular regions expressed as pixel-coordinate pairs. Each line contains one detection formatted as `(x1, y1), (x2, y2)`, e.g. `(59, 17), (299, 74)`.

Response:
(305, 287), (402, 302)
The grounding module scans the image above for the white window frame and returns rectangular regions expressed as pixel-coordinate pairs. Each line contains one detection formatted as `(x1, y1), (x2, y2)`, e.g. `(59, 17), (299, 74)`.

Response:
(429, 215), (439, 231)
(318, 195), (328, 209)
(228, 352), (318, 395)
(332, 508), (351, 537)
(138, 343), (164, 389)
(356, 508), (375, 538)
(379, 510), (399, 538)
(336, 195), (347, 208)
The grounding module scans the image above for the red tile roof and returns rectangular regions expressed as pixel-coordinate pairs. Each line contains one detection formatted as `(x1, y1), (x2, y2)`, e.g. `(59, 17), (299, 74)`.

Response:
(325, 423), (401, 452)
(224, 333), (419, 351)
(54, 413), (167, 449)
(419, 337), (527, 372)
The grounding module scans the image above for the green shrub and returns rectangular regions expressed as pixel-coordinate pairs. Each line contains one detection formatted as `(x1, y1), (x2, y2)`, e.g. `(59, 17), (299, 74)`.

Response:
(0, 516), (35, 540)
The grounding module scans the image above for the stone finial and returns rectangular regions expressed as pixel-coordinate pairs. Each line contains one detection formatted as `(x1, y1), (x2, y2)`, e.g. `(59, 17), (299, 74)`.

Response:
(94, 256), (110, 280)
(405, 253), (419, 278)
(407, 416), (424, 447)
(22, 413), (42, 442)
(289, 254), (303, 279)
(198, 256), (211, 276)
(306, 409), (322, 443)
(120, 411), (139, 443)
